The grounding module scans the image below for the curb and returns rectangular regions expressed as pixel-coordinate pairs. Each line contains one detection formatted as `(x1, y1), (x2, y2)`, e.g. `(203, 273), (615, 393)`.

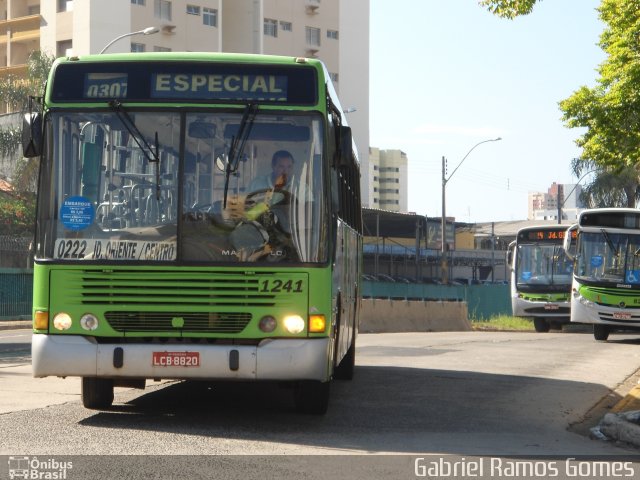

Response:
(0, 320), (32, 331)
(611, 385), (640, 413)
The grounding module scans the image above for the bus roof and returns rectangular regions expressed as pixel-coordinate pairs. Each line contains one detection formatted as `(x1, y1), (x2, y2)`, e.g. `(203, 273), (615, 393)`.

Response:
(578, 208), (640, 229)
(58, 51), (328, 68)
(45, 52), (332, 109)
(517, 224), (568, 233)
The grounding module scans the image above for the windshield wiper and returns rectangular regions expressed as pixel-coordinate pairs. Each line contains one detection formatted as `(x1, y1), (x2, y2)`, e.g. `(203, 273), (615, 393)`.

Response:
(223, 103), (258, 208)
(600, 228), (617, 256)
(108, 100), (162, 200)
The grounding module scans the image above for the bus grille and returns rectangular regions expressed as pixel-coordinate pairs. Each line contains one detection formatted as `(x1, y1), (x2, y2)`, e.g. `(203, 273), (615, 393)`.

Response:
(589, 286), (640, 298)
(105, 311), (252, 333)
(77, 270), (277, 307)
(523, 307), (570, 315)
(49, 268), (308, 335)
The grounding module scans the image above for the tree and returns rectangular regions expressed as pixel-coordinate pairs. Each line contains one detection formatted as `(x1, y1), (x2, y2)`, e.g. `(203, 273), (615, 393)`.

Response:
(0, 50), (53, 189)
(0, 50), (53, 114)
(481, 0), (640, 207)
(0, 50), (54, 237)
(571, 158), (640, 208)
(558, 0), (640, 207)
(0, 194), (35, 236)
(478, 0), (542, 19)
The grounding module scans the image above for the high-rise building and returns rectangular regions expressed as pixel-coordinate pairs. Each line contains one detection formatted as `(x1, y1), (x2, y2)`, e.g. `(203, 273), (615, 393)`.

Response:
(0, 0), (41, 112)
(528, 182), (584, 221)
(369, 147), (408, 212)
(1, 0), (370, 201)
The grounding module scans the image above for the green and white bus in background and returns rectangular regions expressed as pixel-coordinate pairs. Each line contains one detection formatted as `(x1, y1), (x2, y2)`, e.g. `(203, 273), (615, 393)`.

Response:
(507, 225), (575, 332)
(23, 52), (362, 414)
(564, 208), (640, 341)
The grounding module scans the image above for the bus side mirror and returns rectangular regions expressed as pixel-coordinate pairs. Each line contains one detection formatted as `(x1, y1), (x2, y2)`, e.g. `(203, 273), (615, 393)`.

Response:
(22, 112), (42, 158)
(335, 126), (353, 167)
(563, 224), (578, 260)
(506, 241), (515, 271)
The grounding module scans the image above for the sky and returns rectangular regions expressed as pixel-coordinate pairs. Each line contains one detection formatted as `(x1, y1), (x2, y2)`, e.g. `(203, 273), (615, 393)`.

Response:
(369, 0), (606, 223)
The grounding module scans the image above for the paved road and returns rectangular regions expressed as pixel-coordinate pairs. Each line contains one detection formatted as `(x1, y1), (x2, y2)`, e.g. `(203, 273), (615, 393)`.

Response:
(1, 330), (639, 463)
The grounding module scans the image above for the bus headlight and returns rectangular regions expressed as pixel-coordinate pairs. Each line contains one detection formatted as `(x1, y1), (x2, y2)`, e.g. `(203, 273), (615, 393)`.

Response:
(577, 295), (594, 308)
(580, 298), (595, 308)
(258, 315), (277, 333)
(53, 312), (72, 331)
(283, 315), (305, 334)
(80, 313), (99, 331)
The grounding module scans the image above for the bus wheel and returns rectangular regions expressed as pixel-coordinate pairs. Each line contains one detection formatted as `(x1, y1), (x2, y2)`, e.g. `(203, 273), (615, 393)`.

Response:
(533, 318), (550, 333)
(593, 325), (610, 341)
(82, 377), (114, 409)
(294, 380), (330, 415)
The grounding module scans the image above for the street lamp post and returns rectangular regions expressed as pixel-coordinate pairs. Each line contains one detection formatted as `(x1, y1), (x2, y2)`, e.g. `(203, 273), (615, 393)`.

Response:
(557, 168), (596, 224)
(441, 137), (502, 284)
(99, 27), (160, 54)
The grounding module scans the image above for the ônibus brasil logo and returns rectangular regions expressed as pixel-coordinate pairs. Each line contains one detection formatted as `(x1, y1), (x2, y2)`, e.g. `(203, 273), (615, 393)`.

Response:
(7, 456), (73, 479)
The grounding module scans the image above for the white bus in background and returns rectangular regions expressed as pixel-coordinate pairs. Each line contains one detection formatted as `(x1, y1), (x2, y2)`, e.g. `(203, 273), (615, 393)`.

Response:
(564, 208), (640, 341)
(507, 225), (574, 332)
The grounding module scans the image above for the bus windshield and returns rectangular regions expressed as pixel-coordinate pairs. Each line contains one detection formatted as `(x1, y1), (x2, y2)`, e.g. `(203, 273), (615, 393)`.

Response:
(575, 230), (640, 284)
(516, 243), (573, 288)
(39, 109), (327, 264)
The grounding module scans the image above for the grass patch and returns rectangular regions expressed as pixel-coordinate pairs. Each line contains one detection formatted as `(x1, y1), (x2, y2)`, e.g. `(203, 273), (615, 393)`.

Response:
(471, 315), (534, 331)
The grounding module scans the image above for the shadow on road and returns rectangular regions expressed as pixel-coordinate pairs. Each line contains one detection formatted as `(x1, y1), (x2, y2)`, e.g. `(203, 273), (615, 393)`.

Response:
(77, 364), (625, 454)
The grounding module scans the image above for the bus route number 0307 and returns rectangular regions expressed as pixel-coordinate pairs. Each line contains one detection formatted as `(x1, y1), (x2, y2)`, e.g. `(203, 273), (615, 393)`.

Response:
(152, 351), (200, 367)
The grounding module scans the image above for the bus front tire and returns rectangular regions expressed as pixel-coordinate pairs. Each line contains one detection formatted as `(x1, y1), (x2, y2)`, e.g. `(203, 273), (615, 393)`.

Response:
(533, 318), (550, 333)
(593, 324), (610, 341)
(82, 377), (114, 409)
(294, 380), (330, 415)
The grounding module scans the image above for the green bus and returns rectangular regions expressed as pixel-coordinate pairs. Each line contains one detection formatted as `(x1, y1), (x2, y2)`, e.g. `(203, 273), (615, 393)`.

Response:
(23, 52), (362, 414)
(507, 225), (574, 332)
(564, 208), (640, 341)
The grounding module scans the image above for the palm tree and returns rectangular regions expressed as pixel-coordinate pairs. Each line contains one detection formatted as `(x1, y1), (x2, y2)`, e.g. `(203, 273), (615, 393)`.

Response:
(571, 157), (640, 209)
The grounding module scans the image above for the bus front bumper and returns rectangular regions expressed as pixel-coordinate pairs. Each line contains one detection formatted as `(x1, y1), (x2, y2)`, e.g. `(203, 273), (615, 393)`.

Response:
(32, 334), (331, 382)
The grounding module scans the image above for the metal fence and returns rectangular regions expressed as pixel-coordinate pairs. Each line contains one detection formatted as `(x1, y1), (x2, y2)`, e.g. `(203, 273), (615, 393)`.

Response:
(0, 268), (32, 320)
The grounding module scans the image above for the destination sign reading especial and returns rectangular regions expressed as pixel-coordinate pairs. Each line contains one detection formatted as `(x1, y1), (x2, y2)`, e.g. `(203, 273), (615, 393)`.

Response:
(53, 60), (316, 104)
(84, 72), (289, 101)
(151, 73), (288, 101)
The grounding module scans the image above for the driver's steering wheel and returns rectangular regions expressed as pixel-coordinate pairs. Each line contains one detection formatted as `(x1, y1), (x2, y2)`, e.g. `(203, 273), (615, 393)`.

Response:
(244, 188), (294, 234)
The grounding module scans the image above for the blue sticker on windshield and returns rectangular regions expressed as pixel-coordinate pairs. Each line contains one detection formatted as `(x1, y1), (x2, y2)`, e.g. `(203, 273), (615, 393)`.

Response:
(521, 271), (532, 281)
(590, 255), (603, 268)
(60, 196), (94, 231)
(626, 270), (640, 284)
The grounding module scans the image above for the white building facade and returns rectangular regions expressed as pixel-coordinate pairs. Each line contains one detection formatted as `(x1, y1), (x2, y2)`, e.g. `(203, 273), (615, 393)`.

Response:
(528, 182), (585, 222)
(35, 0), (370, 205)
(369, 147), (408, 212)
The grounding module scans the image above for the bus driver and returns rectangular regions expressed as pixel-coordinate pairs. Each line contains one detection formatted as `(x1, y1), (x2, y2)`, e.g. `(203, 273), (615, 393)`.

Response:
(248, 150), (295, 192)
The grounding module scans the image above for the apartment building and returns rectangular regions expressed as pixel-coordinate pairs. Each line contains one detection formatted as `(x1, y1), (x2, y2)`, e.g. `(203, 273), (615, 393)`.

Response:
(528, 182), (584, 221)
(0, 0), (41, 98)
(0, 0), (371, 202)
(369, 147), (408, 213)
